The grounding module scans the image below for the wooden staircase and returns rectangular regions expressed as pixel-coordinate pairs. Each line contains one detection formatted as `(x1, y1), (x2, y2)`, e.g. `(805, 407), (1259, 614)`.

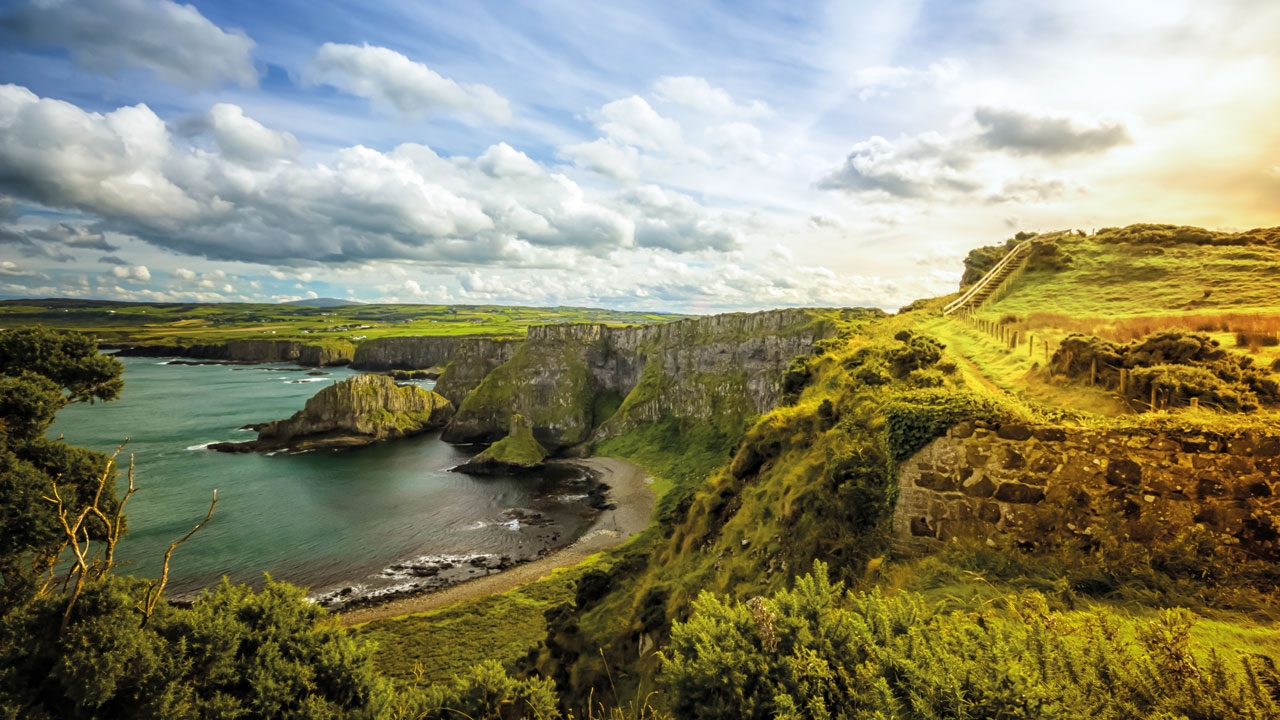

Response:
(943, 241), (1032, 316)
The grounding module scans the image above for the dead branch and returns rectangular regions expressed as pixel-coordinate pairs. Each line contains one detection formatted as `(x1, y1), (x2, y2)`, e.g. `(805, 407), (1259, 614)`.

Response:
(139, 489), (217, 624)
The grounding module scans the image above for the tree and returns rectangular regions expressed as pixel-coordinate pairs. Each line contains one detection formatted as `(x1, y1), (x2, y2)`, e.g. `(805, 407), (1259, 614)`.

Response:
(0, 328), (123, 608)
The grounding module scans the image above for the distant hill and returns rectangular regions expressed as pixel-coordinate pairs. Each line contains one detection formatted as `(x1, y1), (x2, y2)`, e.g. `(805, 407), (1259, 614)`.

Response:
(281, 298), (365, 307)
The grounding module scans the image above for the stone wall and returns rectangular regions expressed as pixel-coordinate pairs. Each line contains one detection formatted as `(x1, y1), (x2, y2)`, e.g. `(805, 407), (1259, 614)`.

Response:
(892, 422), (1280, 560)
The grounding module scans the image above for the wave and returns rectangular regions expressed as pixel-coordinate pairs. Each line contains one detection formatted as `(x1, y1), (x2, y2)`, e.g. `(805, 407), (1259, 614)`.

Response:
(185, 441), (218, 451)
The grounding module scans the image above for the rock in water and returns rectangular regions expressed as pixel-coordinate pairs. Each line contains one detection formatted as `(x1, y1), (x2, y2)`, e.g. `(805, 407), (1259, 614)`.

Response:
(210, 374), (454, 453)
(454, 413), (548, 474)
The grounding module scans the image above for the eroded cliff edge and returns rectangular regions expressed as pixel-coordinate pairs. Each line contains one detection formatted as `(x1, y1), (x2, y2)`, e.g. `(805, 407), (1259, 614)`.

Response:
(441, 309), (832, 451)
(111, 339), (355, 366)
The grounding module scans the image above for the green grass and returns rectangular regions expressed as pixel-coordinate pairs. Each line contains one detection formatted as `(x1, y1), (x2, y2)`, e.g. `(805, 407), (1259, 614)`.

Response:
(980, 234), (1280, 319)
(594, 418), (735, 501)
(352, 557), (607, 683)
(479, 414), (548, 466)
(0, 299), (687, 346)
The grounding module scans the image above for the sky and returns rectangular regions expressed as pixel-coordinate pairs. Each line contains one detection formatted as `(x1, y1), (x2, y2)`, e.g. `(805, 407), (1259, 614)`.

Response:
(0, 0), (1277, 313)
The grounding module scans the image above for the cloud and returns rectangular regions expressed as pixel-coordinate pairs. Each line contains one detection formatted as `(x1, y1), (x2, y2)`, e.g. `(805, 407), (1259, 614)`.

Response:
(974, 107), (1131, 156)
(0, 222), (115, 261)
(0, 84), (196, 219)
(111, 264), (150, 282)
(597, 96), (685, 153)
(651, 76), (769, 117)
(173, 267), (196, 280)
(558, 139), (640, 182)
(304, 43), (511, 123)
(816, 133), (981, 199)
(818, 107), (1129, 200)
(201, 103), (299, 164)
(0, 85), (665, 265)
(98, 255), (127, 265)
(3, 0), (256, 90)
(615, 185), (742, 253)
(986, 176), (1083, 204)
(851, 60), (961, 100)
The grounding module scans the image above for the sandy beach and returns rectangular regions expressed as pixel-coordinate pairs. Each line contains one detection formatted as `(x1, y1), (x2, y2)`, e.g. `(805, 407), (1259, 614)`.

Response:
(337, 456), (654, 627)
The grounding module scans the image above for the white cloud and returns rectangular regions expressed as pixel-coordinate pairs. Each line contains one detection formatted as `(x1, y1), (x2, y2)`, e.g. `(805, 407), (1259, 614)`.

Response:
(558, 139), (640, 182)
(652, 76), (770, 117)
(614, 185), (741, 253)
(111, 264), (150, 282)
(5, 0), (256, 90)
(173, 267), (196, 280)
(851, 59), (961, 100)
(304, 43), (511, 123)
(204, 103), (299, 164)
(597, 96), (685, 153)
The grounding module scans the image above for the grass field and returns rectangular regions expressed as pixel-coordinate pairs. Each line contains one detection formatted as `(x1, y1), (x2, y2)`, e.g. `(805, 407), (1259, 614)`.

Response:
(978, 233), (1280, 319)
(0, 299), (686, 346)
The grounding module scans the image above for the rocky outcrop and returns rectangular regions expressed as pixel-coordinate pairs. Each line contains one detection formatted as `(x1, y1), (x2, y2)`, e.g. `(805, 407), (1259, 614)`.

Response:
(111, 340), (354, 366)
(442, 309), (828, 450)
(455, 414), (549, 474)
(210, 374), (453, 452)
(351, 336), (519, 405)
(893, 422), (1280, 560)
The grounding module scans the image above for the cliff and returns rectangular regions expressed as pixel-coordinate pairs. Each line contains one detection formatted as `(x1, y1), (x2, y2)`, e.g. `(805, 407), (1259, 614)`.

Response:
(210, 374), (453, 452)
(454, 414), (549, 474)
(350, 336), (520, 405)
(441, 309), (830, 451)
(112, 339), (355, 366)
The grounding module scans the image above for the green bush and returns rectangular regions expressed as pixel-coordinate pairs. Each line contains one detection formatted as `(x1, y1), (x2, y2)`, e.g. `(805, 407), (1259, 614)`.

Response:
(1051, 331), (1280, 411)
(662, 563), (1280, 720)
(881, 389), (1003, 461)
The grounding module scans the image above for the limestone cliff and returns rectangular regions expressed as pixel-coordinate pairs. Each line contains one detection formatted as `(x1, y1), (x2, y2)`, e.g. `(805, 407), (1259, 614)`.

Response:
(350, 336), (519, 405)
(211, 374), (453, 452)
(113, 339), (354, 366)
(442, 309), (829, 450)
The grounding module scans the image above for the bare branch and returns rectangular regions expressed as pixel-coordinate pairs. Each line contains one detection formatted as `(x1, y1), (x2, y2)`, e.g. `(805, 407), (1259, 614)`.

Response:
(140, 489), (218, 623)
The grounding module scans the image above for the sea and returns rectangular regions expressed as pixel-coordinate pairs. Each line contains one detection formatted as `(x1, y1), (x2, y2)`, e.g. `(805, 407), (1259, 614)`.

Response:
(48, 356), (599, 607)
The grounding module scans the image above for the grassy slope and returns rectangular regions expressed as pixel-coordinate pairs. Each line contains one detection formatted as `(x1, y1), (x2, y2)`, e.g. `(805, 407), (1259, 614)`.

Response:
(0, 300), (686, 346)
(354, 228), (1280, 706)
(981, 230), (1280, 319)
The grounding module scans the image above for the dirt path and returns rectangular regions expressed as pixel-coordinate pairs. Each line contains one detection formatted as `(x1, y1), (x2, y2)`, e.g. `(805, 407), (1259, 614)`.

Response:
(337, 457), (654, 627)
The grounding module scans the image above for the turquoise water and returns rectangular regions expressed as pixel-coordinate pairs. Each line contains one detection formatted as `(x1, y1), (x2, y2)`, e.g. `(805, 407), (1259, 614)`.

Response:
(50, 357), (596, 605)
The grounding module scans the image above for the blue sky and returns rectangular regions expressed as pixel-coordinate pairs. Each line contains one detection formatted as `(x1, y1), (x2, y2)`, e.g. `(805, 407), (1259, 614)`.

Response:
(1, 0), (1277, 311)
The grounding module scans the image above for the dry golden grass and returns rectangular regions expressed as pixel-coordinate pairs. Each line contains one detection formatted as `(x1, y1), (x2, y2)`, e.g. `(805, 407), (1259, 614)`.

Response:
(1012, 311), (1280, 343)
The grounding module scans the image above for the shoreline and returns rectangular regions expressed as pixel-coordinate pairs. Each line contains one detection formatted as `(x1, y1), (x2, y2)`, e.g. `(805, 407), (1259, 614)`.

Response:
(337, 456), (654, 627)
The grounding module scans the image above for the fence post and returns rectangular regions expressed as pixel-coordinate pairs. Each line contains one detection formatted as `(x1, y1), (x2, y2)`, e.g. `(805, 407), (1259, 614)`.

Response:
(1120, 368), (1128, 394)
(1151, 386), (1157, 409)
(1190, 397), (1199, 409)
(1089, 357), (1097, 386)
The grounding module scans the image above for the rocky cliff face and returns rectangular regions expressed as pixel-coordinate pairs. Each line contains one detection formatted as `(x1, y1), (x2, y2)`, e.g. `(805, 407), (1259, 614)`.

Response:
(113, 340), (354, 366)
(211, 374), (453, 452)
(351, 336), (519, 405)
(442, 309), (827, 450)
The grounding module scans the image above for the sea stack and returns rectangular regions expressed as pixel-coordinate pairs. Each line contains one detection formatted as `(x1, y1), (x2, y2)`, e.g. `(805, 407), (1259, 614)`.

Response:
(211, 374), (454, 452)
(454, 413), (548, 474)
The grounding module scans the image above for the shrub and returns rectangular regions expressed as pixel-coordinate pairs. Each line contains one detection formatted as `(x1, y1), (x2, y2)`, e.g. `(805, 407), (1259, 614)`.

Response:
(881, 388), (1003, 461)
(661, 563), (1280, 720)
(1051, 331), (1279, 410)
(575, 569), (612, 609)
(886, 335), (943, 378)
